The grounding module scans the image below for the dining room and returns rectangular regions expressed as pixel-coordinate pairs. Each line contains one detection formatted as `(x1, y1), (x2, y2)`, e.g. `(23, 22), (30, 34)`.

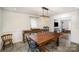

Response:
(0, 7), (79, 52)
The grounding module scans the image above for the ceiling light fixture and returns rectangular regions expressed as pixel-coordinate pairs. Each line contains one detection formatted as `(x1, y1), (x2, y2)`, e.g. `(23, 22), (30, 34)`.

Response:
(41, 7), (49, 17)
(40, 7), (49, 26)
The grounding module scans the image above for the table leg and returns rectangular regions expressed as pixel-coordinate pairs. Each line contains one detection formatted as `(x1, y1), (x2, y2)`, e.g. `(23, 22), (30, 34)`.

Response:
(23, 33), (25, 43)
(56, 38), (59, 46)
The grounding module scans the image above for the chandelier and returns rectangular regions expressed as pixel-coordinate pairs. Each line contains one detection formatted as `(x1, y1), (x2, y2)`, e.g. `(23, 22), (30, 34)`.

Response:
(41, 7), (49, 17)
(40, 7), (49, 25)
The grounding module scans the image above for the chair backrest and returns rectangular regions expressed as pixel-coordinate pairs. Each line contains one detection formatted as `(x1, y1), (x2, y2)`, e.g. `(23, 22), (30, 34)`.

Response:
(26, 35), (38, 49)
(26, 35), (31, 45)
(1, 34), (12, 41)
(1, 34), (13, 46)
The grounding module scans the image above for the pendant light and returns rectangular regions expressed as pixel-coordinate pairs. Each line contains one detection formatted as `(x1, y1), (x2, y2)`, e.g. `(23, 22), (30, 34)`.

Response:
(40, 7), (49, 25)
(41, 7), (49, 17)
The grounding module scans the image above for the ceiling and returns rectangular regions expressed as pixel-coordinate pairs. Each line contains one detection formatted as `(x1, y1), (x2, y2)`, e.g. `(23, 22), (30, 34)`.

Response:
(2, 7), (79, 16)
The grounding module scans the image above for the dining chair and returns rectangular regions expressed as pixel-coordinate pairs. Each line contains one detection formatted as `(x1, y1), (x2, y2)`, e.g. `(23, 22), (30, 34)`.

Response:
(26, 35), (40, 52)
(1, 34), (14, 50)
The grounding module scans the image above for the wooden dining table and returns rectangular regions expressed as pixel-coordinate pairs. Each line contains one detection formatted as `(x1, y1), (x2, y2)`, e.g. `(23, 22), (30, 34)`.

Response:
(29, 32), (60, 47)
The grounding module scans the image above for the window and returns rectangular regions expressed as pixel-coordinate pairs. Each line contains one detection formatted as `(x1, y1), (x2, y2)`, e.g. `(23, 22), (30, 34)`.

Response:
(30, 17), (38, 28)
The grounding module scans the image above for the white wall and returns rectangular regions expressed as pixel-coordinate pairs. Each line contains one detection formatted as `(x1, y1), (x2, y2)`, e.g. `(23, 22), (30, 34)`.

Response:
(0, 8), (3, 50)
(49, 17), (54, 32)
(71, 11), (79, 43)
(2, 10), (31, 43)
(0, 9), (2, 35)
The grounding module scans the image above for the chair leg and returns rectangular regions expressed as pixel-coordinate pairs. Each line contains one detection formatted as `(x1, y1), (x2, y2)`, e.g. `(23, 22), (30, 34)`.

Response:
(11, 42), (14, 46)
(28, 47), (30, 52)
(2, 45), (5, 50)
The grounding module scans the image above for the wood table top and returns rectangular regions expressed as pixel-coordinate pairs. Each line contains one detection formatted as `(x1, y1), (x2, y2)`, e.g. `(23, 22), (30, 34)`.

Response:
(30, 32), (60, 46)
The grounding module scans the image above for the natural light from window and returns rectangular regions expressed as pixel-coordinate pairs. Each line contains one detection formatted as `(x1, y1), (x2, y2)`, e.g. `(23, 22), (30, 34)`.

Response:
(30, 17), (37, 28)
